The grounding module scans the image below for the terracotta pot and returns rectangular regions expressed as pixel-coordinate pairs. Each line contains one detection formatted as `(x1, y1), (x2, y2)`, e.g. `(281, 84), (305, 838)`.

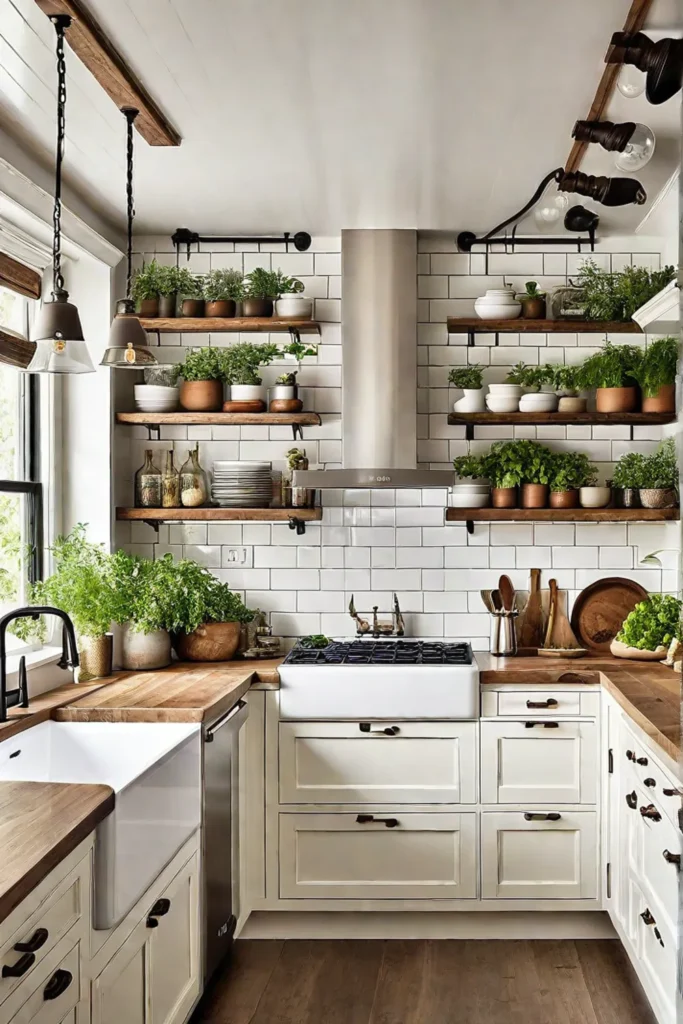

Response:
(521, 483), (549, 509)
(78, 633), (113, 681)
(180, 379), (223, 411)
(205, 299), (236, 318)
(614, 487), (640, 509)
(242, 298), (273, 318)
(139, 297), (159, 318)
(158, 294), (177, 318)
(491, 487), (517, 508)
(181, 299), (204, 317)
(121, 625), (171, 671)
(595, 386), (638, 413)
(520, 297), (546, 319)
(642, 384), (675, 414)
(639, 488), (677, 510)
(549, 489), (579, 509)
(175, 621), (241, 662)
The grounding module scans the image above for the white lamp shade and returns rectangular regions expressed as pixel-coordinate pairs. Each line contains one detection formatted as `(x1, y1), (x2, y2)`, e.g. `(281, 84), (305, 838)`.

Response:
(27, 337), (94, 374)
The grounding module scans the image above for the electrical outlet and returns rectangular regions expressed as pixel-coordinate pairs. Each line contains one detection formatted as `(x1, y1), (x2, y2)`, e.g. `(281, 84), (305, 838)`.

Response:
(224, 547), (248, 564)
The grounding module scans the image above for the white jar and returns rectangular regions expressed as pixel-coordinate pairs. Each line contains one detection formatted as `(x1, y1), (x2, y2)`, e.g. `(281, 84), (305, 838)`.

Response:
(453, 387), (486, 413)
(275, 295), (313, 318)
(230, 384), (266, 403)
(474, 287), (522, 321)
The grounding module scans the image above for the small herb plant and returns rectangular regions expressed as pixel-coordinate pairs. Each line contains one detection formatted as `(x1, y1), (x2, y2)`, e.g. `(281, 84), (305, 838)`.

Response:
(630, 336), (678, 397)
(157, 558), (253, 634)
(156, 264), (181, 297)
(448, 366), (484, 390)
(286, 447), (308, 470)
(612, 451), (646, 490)
(276, 372), (297, 385)
(203, 268), (244, 302)
(181, 347), (226, 382)
(505, 362), (550, 388)
(520, 281), (544, 298)
(132, 259), (163, 302)
(452, 453), (486, 480)
(483, 440), (554, 489)
(545, 363), (582, 394)
(175, 267), (204, 299)
(222, 342), (281, 385)
(640, 437), (678, 490)
(577, 342), (643, 390)
(244, 268), (281, 300)
(282, 338), (318, 360)
(616, 594), (682, 651)
(576, 260), (676, 322)
(548, 451), (597, 492)
(274, 271), (305, 295)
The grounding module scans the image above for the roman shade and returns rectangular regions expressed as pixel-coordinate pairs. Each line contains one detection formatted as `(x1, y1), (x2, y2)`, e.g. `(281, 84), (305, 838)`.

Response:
(0, 251), (41, 300)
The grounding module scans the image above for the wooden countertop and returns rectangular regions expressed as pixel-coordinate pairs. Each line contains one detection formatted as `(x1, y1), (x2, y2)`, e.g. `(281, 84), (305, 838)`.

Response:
(0, 781), (113, 924)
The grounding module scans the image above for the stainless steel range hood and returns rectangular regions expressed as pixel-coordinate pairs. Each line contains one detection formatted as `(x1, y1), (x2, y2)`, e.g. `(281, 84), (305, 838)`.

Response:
(292, 229), (454, 489)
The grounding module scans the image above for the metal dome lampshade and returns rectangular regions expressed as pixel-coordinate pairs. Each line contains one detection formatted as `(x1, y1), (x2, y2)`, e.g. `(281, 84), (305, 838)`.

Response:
(101, 107), (158, 369)
(28, 15), (94, 375)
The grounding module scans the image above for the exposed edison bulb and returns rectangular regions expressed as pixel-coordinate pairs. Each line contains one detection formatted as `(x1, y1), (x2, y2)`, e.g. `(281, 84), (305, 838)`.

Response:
(614, 123), (656, 172)
(617, 64), (645, 99)
(534, 190), (569, 231)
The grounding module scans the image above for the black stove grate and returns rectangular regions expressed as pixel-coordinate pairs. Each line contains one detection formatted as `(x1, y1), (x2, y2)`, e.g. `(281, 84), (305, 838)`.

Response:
(284, 640), (473, 666)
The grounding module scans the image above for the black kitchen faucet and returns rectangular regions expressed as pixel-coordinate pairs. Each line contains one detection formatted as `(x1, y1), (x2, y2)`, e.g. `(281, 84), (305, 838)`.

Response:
(0, 607), (79, 722)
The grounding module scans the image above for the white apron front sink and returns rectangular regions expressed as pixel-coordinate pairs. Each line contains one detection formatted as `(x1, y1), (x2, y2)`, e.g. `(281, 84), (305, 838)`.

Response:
(0, 721), (201, 928)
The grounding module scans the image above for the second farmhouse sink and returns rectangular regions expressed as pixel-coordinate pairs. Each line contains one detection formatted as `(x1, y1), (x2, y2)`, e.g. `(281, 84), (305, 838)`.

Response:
(0, 721), (202, 928)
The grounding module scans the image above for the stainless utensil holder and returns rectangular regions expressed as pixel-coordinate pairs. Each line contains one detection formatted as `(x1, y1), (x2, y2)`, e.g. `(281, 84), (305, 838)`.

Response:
(491, 609), (519, 657)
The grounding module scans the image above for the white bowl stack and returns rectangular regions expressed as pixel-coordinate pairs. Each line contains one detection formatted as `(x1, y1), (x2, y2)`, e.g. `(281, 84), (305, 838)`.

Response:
(519, 391), (559, 413)
(451, 481), (490, 508)
(486, 383), (522, 413)
(474, 288), (521, 321)
(134, 385), (179, 413)
(211, 461), (272, 508)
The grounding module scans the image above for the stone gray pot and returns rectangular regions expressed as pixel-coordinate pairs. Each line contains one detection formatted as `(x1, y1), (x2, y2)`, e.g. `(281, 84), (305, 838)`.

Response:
(121, 624), (171, 671)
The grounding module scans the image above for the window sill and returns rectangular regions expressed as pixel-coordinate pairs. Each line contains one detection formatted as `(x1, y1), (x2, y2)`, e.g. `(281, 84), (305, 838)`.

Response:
(4, 646), (62, 684)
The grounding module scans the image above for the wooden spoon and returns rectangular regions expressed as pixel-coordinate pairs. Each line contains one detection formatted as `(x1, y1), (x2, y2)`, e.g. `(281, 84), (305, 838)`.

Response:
(519, 568), (545, 650)
(498, 575), (515, 614)
(543, 578), (582, 650)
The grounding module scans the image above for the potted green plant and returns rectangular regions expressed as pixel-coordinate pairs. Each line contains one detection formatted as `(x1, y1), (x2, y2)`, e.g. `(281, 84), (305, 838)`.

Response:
(545, 364), (586, 413)
(449, 365), (485, 412)
(179, 347), (226, 411)
(132, 259), (163, 318)
(576, 259), (676, 322)
(548, 451), (597, 509)
(517, 281), (546, 319)
(476, 440), (544, 508)
(515, 439), (554, 508)
(202, 268), (244, 318)
(271, 371), (299, 402)
(612, 594), (682, 661)
(638, 437), (678, 509)
(109, 551), (175, 670)
(157, 264), (181, 318)
(577, 342), (643, 413)
(274, 271), (312, 318)
(242, 268), (280, 317)
(176, 267), (205, 317)
(451, 452), (490, 508)
(163, 558), (254, 662)
(630, 336), (678, 414)
(223, 341), (281, 405)
(611, 451), (645, 508)
(12, 525), (116, 680)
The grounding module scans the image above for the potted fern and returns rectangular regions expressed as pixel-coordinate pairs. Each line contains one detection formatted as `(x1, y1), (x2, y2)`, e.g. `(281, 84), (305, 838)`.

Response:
(577, 342), (643, 413)
(243, 268), (280, 317)
(179, 347), (226, 411)
(630, 336), (678, 414)
(202, 268), (244, 318)
(449, 365), (485, 412)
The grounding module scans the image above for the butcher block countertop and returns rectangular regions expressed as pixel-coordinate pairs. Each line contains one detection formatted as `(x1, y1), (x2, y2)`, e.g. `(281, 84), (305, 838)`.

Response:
(0, 781), (113, 924)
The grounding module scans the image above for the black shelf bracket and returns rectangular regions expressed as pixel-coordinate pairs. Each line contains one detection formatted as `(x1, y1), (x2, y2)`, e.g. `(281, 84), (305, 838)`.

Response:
(289, 517), (307, 535)
(291, 423), (304, 441)
(172, 228), (312, 259)
(466, 520), (475, 535)
(146, 425), (161, 442)
(142, 520), (160, 534)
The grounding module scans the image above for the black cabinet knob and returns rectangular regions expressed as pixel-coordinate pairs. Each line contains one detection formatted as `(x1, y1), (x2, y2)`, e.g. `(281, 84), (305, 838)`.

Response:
(625, 791), (638, 809)
(640, 805), (662, 822)
(636, 757), (649, 766)
(662, 849), (681, 867)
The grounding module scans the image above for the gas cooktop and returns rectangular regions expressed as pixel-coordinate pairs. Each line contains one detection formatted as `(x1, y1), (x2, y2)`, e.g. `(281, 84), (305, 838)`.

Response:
(284, 639), (473, 667)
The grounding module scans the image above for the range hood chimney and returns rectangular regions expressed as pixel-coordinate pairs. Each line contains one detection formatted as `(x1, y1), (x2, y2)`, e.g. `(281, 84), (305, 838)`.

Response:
(293, 229), (454, 489)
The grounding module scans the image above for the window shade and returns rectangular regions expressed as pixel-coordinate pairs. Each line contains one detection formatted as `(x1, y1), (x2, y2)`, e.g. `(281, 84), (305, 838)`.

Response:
(0, 251), (41, 300)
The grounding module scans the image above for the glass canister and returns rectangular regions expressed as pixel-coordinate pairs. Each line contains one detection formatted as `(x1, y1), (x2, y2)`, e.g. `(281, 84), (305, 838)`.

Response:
(550, 283), (586, 320)
(180, 445), (209, 508)
(135, 450), (162, 508)
(161, 451), (180, 508)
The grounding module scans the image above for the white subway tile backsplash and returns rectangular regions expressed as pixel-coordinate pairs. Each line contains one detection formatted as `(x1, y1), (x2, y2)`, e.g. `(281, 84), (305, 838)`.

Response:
(271, 569), (320, 590)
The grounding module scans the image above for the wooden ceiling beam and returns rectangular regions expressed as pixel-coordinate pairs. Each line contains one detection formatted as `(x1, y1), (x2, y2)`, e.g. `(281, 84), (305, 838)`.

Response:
(564, 0), (654, 174)
(35, 0), (180, 147)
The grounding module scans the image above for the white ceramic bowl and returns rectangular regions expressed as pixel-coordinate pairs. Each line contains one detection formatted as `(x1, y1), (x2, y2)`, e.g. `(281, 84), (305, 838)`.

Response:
(134, 385), (178, 398)
(135, 403), (179, 413)
(519, 393), (558, 413)
(487, 384), (523, 397)
(579, 486), (611, 509)
(449, 492), (490, 508)
(486, 396), (520, 413)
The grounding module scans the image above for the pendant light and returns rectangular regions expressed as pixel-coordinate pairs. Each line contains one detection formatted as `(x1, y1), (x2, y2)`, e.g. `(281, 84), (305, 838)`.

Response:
(28, 15), (94, 374)
(608, 32), (683, 106)
(572, 120), (656, 173)
(100, 107), (158, 368)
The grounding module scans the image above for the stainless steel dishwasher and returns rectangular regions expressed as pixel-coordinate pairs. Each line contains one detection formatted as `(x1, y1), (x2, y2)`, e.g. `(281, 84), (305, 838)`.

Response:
(202, 698), (249, 984)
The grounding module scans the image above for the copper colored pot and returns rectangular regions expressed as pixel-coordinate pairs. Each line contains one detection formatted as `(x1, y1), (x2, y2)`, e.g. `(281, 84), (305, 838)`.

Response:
(642, 384), (675, 414)
(520, 297), (546, 319)
(242, 298), (273, 318)
(549, 489), (579, 509)
(180, 379), (223, 411)
(205, 299), (236, 318)
(595, 386), (638, 413)
(181, 299), (204, 317)
(521, 483), (549, 508)
(176, 621), (241, 662)
(139, 298), (159, 318)
(491, 487), (517, 508)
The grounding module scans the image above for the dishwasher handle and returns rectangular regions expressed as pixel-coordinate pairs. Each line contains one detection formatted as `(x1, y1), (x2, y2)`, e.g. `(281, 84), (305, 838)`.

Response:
(204, 699), (248, 742)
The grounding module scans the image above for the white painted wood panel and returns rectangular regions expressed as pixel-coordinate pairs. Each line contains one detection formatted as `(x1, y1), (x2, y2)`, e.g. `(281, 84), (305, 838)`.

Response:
(629, 879), (676, 1024)
(279, 722), (476, 804)
(480, 721), (597, 804)
(481, 811), (598, 900)
(6, 942), (80, 1024)
(149, 853), (200, 1024)
(632, 790), (680, 942)
(279, 812), (477, 900)
(91, 921), (148, 1024)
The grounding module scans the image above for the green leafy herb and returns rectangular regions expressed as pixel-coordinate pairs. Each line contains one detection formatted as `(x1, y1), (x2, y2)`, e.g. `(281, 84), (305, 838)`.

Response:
(544, 363), (582, 394)
(547, 451), (597, 492)
(276, 372), (297, 385)
(448, 366), (484, 389)
(639, 437), (678, 490)
(281, 338), (318, 361)
(482, 440), (554, 488)
(181, 346), (226, 382)
(577, 342), (643, 390)
(505, 362), (551, 388)
(174, 267), (204, 299)
(132, 259), (164, 303)
(576, 260), (676, 322)
(520, 281), (544, 298)
(222, 342), (281, 385)
(630, 336), (678, 398)
(244, 267), (281, 300)
(274, 271), (305, 295)
(156, 264), (181, 297)
(611, 451), (646, 490)
(452, 453), (487, 481)
(299, 635), (331, 649)
(202, 268), (244, 302)
(616, 594), (682, 651)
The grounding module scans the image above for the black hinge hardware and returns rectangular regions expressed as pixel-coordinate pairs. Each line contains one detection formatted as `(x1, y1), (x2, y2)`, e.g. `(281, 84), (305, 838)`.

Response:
(608, 748), (614, 774)
(606, 862), (611, 900)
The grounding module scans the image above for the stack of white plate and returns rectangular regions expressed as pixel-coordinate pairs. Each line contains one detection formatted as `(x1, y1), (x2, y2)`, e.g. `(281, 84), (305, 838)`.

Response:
(451, 480), (490, 508)
(134, 385), (179, 413)
(519, 391), (559, 413)
(211, 461), (272, 508)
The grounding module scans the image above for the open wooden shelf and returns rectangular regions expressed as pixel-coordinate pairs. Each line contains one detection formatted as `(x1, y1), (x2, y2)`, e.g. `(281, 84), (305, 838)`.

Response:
(117, 507), (322, 522)
(447, 318), (642, 334)
(446, 508), (679, 524)
(448, 411), (674, 427)
(117, 412), (322, 427)
(139, 317), (320, 334)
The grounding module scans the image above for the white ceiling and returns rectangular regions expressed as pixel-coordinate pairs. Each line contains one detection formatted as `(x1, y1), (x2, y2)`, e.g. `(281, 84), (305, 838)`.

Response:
(0, 0), (681, 238)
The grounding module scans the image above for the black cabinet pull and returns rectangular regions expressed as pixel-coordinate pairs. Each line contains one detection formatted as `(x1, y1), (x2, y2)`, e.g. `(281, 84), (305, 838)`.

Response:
(626, 750), (636, 761)
(146, 897), (171, 928)
(625, 791), (638, 809)
(524, 812), (561, 822)
(644, 778), (656, 788)
(43, 969), (72, 1001)
(2, 953), (35, 978)
(14, 928), (48, 954)
(663, 788), (682, 797)
(640, 908), (655, 925)
(654, 927), (665, 948)
(356, 814), (399, 828)
(524, 721), (559, 729)
(662, 849), (681, 867)
(640, 805), (662, 822)
(359, 723), (400, 736)
(146, 917), (159, 928)
(526, 698), (558, 709)
(636, 757), (649, 766)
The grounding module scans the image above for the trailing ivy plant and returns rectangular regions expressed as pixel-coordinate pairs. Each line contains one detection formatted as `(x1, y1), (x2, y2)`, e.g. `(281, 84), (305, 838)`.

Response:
(222, 342), (281, 385)
(576, 342), (643, 390)
(202, 268), (244, 302)
(547, 451), (597, 492)
(448, 366), (484, 390)
(244, 268), (281, 300)
(181, 346), (227, 382)
(575, 259), (676, 322)
(629, 336), (678, 397)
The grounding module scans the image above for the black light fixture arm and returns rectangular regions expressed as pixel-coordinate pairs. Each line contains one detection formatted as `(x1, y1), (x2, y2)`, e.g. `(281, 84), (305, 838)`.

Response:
(50, 14), (71, 299)
(480, 168), (563, 242)
(171, 228), (312, 259)
(122, 107), (139, 300)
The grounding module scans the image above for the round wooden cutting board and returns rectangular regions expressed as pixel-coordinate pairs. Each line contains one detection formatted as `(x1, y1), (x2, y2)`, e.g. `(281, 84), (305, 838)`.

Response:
(570, 577), (648, 653)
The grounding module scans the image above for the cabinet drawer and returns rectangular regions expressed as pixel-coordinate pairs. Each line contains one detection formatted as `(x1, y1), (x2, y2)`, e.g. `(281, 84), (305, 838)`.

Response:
(481, 721), (597, 804)
(497, 692), (582, 717)
(6, 940), (80, 1024)
(279, 812), (477, 900)
(633, 789), (681, 940)
(279, 722), (476, 804)
(481, 811), (598, 899)
(630, 880), (676, 1023)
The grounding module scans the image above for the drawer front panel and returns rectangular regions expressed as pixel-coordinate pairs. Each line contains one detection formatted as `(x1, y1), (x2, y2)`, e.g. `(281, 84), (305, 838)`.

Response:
(6, 941), (80, 1024)
(481, 811), (598, 899)
(630, 880), (676, 1023)
(481, 721), (597, 804)
(497, 692), (582, 717)
(279, 812), (477, 899)
(279, 722), (476, 804)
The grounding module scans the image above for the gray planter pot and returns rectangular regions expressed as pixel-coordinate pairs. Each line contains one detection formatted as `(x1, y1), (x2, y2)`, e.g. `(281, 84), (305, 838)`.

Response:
(121, 624), (171, 671)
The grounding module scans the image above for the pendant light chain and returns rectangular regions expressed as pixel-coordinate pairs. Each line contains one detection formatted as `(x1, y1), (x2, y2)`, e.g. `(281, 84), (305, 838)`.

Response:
(50, 15), (71, 298)
(123, 107), (139, 299)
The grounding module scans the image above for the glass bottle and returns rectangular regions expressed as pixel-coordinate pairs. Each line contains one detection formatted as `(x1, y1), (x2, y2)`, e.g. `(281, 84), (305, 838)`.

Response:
(135, 450), (162, 508)
(161, 451), (180, 508)
(180, 446), (209, 508)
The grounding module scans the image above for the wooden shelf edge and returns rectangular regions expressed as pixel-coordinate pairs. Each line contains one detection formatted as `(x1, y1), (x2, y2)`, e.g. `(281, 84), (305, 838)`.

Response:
(116, 412), (322, 426)
(447, 412), (675, 426)
(446, 318), (642, 334)
(139, 317), (320, 334)
(116, 507), (322, 522)
(445, 508), (679, 523)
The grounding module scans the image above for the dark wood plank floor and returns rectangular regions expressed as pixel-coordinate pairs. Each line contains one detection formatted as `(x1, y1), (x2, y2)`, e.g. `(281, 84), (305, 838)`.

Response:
(194, 939), (657, 1024)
